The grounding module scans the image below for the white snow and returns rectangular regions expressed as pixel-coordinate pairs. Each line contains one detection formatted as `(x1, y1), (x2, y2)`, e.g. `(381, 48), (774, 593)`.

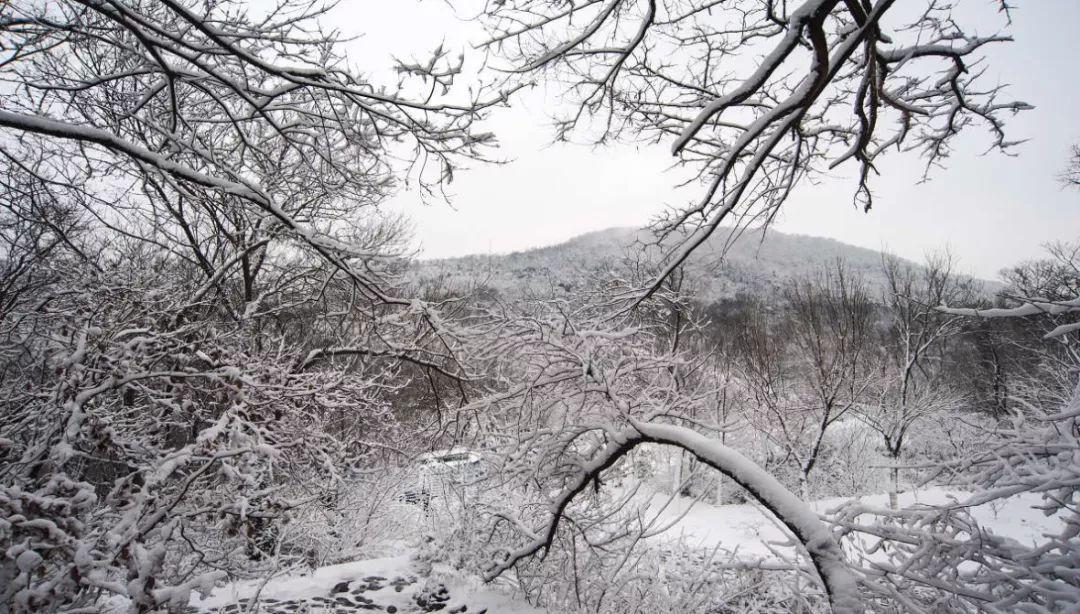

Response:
(190, 554), (548, 613)
(15, 550), (42, 573)
(643, 487), (1065, 556)
(181, 486), (1064, 613)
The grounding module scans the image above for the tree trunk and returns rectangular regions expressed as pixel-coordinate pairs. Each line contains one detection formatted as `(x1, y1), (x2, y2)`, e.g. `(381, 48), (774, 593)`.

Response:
(889, 459), (901, 510)
(672, 448), (682, 495)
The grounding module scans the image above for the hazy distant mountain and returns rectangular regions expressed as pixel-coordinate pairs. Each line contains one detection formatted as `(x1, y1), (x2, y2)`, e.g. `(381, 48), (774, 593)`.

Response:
(409, 227), (992, 302)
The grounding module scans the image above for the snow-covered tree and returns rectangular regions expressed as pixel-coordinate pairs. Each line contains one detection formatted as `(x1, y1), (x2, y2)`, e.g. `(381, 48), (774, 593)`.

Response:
(0, 1), (496, 611)
(437, 283), (863, 613)
(832, 293), (1080, 611)
(857, 252), (975, 507)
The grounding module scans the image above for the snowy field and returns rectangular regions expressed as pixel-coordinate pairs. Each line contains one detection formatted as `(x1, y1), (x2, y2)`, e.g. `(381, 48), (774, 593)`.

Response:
(179, 487), (1061, 613)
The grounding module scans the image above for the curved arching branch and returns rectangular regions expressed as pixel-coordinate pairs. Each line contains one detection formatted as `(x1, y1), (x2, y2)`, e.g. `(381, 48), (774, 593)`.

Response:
(485, 419), (862, 614)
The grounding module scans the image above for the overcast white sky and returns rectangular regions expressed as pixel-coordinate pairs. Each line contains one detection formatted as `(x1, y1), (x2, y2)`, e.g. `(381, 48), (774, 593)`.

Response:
(327, 1), (1080, 280)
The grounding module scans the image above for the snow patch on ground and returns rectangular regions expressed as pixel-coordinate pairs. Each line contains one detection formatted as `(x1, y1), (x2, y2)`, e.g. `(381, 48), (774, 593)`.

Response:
(189, 554), (548, 614)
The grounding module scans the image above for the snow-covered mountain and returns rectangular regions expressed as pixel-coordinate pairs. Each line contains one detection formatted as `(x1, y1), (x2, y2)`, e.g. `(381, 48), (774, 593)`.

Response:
(409, 226), (984, 302)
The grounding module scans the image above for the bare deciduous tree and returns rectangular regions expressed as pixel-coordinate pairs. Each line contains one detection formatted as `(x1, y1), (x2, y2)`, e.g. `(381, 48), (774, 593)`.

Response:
(858, 252), (974, 507)
(1062, 144), (1080, 189)
(731, 263), (874, 500)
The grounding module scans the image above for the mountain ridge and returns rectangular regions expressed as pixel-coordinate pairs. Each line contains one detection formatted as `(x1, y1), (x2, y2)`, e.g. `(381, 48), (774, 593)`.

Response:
(410, 226), (996, 301)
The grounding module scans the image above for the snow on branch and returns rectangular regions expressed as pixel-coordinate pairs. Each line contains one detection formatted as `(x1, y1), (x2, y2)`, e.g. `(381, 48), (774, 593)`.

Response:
(485, 420), (862, 613)
(0, 0), (508, 303)
(940, 296), (1080, 338)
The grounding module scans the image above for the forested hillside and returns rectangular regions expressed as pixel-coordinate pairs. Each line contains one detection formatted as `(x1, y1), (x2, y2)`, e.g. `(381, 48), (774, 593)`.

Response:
(411, 226), (994, 301)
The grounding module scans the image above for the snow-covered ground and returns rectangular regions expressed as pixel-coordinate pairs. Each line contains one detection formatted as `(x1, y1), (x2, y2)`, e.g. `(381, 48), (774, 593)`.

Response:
(643, 487), (1064, 557)
(189, 554), (547, 614)
(184, 487), (1062, 613)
